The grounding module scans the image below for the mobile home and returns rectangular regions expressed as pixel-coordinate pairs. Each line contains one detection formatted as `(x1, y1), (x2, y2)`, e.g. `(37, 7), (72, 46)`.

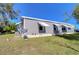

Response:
(16, 16), (75, 38)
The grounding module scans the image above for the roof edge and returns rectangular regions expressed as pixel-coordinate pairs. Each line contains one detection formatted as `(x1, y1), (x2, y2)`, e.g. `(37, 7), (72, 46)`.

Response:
(21, 16), (74, 27)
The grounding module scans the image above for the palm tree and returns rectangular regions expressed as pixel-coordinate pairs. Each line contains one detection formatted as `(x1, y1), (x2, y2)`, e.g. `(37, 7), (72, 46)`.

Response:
(63, 5), (79, 30)
(64, 5), (79, 24)
(5, 4), (18, 19)
(72, 5), (79, 23)
(0, 3), (18, 25)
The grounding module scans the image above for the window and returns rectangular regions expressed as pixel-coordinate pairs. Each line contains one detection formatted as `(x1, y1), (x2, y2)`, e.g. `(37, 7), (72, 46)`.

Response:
(38, 24), (46, 33)
(39, 25), (43, 30)
(68, 27), (71, 30)
(53, 24), (59, 34)
(62, 26), (67, 32)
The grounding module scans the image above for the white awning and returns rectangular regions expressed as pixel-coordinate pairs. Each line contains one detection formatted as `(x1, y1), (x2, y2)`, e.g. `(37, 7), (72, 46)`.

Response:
(62, 25), (71, 28)
(38, 22), (49, 27)
(53, 23), (60, 26)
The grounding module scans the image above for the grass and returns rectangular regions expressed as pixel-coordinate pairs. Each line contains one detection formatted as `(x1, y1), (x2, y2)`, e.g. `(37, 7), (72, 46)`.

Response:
(0, 33), (79, 54)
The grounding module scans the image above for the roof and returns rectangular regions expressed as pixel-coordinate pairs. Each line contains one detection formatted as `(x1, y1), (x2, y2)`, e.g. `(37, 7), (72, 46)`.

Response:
(21, 16), (75, 27)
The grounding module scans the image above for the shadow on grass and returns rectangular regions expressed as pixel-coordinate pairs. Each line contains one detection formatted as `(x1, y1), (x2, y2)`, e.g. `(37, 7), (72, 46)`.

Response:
(59, 43), (79, 53)
(57, 33), (79, 40)
(53, 39), (79, 53)
(0, 32), (14, 35)
(56, 33), (79, 52)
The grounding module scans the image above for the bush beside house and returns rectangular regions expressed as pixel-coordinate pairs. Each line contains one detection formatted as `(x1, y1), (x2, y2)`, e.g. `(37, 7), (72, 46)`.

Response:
(0, 22), (16, 34)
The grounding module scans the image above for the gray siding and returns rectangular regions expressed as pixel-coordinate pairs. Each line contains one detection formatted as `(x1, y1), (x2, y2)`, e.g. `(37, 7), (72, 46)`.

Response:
(23, 18), (55, 35)
(22, 18), (75, 36)
(23, 19), (39, 35)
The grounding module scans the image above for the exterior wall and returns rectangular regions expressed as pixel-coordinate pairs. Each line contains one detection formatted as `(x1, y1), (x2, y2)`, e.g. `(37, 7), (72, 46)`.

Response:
(23, 18), (39, 35)
(23, 18), (54, 35)
(19, 17), (75, 38)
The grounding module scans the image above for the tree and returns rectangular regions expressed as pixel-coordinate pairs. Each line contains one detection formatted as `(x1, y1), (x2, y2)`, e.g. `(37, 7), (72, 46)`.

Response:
(63, 6), (79, 30)
(5, 4), (18, 19)
(0, 3), (18, 25)
(64, 5), (79, 24)
(72, 5), (79, 23)
(0, 4), (19, 34)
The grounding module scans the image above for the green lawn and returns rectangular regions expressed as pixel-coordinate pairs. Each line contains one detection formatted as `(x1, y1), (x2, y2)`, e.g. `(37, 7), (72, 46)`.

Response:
(0, 33), (79, 55)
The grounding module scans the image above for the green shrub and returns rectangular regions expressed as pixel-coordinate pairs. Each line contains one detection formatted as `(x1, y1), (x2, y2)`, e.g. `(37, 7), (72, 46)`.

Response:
(3, 26), (11, 32)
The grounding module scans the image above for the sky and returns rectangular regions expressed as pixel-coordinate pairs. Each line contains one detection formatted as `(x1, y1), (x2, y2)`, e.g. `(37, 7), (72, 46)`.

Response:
(13, 3), (79, 29)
